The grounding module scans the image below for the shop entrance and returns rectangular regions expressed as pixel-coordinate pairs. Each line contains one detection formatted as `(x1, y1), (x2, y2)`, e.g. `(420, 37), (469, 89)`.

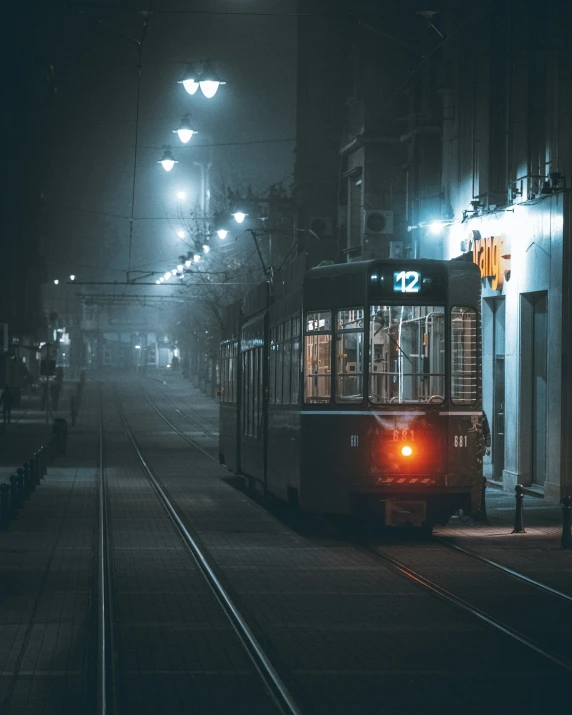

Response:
(522, 292), (548, 487)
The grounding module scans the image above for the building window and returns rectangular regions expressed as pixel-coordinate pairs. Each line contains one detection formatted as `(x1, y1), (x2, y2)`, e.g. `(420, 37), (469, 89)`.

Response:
(451, 307), (477, 404)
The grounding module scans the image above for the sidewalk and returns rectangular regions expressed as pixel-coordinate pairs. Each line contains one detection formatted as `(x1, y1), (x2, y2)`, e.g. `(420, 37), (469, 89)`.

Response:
(0, 379), (81, 479)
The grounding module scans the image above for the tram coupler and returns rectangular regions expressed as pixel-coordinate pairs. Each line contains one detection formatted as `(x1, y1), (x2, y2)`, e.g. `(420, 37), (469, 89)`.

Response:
(512, 484), (526, 533)
(561, 496), (572, 549)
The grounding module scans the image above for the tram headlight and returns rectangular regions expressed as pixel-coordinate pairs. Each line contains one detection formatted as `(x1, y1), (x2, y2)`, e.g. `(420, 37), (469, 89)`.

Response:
(401, 445), (413, 457)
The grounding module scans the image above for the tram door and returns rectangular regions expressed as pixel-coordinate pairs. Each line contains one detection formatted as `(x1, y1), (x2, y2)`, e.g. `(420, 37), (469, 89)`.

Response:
(492, 299), (505, 481)
(522, 292), (548, 486)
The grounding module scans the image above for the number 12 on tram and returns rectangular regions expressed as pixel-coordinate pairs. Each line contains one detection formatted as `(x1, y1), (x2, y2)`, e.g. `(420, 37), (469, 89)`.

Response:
(218, 258), (484, 530)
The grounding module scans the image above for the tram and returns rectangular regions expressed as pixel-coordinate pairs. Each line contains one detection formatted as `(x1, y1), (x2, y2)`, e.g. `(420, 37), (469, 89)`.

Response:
(219, 256), (483, 529)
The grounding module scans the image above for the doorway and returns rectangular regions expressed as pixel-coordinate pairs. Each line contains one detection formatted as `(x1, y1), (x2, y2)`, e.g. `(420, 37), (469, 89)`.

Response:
(522, 292), (548, 486)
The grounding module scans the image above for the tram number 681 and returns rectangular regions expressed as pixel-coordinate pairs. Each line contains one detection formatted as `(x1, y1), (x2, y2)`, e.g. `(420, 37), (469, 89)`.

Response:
(454, 435), (468, 448)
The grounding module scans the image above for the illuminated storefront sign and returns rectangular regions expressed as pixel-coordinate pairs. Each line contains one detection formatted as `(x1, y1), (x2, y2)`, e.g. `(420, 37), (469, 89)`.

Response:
(472, 235), (506, 290)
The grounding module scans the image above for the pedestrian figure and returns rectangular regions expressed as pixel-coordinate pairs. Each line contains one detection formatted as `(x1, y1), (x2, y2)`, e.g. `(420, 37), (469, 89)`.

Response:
(0, 385), (14, 424)
(482, 412), (491, 456)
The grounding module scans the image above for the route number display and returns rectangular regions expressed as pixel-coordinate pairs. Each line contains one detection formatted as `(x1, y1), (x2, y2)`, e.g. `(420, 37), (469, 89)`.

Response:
(393, 270), (421, 293)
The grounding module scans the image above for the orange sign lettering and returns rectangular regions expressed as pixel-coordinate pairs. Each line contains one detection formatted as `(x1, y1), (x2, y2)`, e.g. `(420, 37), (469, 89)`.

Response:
(473, 235), (504, 290)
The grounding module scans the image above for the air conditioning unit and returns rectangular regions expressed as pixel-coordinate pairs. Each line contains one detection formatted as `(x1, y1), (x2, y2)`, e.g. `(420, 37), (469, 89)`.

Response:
(389, 241), (404, 259)
(309, 216), (334, 238)
(364, 209), (394, 235)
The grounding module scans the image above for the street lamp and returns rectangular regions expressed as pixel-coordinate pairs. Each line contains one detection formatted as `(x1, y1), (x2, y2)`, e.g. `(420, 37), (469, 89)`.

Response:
(198, 61), (226, 98)
(193, 254), (200, 263)
(176, 191), (186, 200)
(217, 229), (228, 239)
(173, 114), (197, 144)
(178, 64), (200, 95)
(232, 211), (247, 224)
(158, 148), (178, 172)
(53, 279), (59, 285)
(203, 244), (210, 253)
(69, 274), (76, 281)
(176, 229), (186, 239)
(429, 221), (444, 235)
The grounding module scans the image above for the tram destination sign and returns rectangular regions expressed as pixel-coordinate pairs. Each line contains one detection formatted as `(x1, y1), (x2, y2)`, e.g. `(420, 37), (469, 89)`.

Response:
(369, 265), (446, 299)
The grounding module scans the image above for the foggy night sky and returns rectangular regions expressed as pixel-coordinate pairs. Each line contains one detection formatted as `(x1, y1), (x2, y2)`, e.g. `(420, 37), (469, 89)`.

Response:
(30, 0), (297, 284)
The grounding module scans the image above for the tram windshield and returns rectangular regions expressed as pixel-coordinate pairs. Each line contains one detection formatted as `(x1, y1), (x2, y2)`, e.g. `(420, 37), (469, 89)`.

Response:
(369, 305), (445, 404)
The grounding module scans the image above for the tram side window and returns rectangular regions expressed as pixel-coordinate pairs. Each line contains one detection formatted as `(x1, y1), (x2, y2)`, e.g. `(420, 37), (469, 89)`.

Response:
(335, 308), (364, 403)
(369, 305), (445, 404)
(451, 307), (477, 404)
(304, 311), (332, 403)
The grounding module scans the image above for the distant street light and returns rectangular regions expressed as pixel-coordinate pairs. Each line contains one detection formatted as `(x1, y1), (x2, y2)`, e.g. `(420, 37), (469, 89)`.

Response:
(232, 211), (247, 224)
(53, 279), (59, 285)
(176, 191), (186, 200)
(176, 229), (186, 238)
(177, 264), (184, 272)
(173, 114), (197, 144)
(193, 254), (201, 263)
(198, 61), (226, 98)
(217, 229), (228, 239)
(185, 259), (192, 267)
(156, 280), (161, 284)
(158, 148), (178, 172)
(429, 221), (444, 235)
(69, 274), (76, 281)
(203, 244), (210, 253)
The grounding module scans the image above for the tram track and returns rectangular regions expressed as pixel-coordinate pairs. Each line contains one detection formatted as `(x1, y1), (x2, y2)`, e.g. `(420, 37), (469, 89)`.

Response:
(135, 386), (572, 681)
(104, 384), (303, 715)
(355, 540), (572, 674)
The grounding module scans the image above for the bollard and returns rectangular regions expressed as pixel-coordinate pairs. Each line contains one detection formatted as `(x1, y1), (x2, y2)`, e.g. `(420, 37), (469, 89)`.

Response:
(9, 474), (19, 516)
(512, 484), (526, 533)
(561, 496), (572, 549)
(39, 446), (47, 477)
(22, 462), (31, 500)
(27, 458), (36, 493)
(31, 453), (40, 487)
(0, 483), (10, 530)
(16, 468), (25, 507)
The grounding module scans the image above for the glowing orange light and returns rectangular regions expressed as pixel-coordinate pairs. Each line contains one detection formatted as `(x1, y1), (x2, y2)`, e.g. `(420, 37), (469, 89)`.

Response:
(401, 445), (413, 457)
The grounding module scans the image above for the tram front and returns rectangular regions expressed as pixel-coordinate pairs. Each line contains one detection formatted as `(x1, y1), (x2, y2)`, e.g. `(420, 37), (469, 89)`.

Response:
(300, 259), (483, 529)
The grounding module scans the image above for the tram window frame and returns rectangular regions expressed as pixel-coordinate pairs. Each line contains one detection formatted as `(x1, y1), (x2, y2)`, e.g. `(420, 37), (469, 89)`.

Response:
(269, 327), (277, 405)
(368, 304), (446, 405)
(304, 310), (332, 404)
(335, 307), (365, 404)
(450, 306), (478, 405)
(291, 315), (301, 404)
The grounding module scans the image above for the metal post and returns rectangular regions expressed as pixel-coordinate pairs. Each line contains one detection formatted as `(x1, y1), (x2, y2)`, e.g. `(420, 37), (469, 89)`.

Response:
(561, 496), (572, 549)
(16, 468), (25, 506)
(512, 484), (526, 533)
(9, 474), (19, 515)
(22, 463), (31, 501)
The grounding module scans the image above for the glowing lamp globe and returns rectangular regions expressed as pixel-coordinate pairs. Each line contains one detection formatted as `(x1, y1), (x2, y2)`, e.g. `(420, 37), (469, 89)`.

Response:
(203, 244), (210, 253)
(232, 212), (247, 224)
(158, 149), (177, 172)
(217, 229), (228, 239)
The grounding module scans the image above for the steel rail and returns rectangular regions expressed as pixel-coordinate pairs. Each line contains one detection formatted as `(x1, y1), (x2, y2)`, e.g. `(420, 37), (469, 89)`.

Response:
(143, 393), (218, 462)
(359, 544), (572, 674)
(434, 537), (572, 603)
(146, 386), (219, 443)
(114, 390), (303, 715)
(97, 385), (118, 715)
